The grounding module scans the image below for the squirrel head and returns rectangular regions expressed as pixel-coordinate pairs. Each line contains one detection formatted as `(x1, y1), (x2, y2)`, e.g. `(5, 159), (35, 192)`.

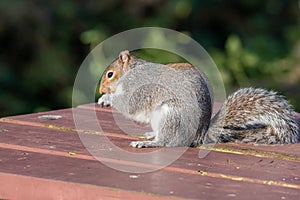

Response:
(99, 50), (134, 94)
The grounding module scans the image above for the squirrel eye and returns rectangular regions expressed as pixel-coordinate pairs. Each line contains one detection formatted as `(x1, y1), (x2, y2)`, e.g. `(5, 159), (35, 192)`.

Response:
(107, 71), (114, 79)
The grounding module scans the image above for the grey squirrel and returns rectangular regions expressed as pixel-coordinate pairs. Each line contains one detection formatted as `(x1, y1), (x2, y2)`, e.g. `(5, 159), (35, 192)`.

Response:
(98, 50), (299, 148)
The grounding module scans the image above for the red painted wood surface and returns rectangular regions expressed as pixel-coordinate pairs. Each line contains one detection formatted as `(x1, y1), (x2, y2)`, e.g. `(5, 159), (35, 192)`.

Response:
(0, 103), (300, 199)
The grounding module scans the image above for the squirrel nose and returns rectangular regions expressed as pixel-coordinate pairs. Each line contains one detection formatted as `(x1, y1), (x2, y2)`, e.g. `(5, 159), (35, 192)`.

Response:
(99, 86), (107, 94)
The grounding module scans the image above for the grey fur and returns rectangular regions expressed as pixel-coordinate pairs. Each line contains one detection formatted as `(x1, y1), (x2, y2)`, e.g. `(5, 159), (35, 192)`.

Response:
(99, 58), (211, 147)
(98, 54), (299, 147)
(203, 88), (300, 144)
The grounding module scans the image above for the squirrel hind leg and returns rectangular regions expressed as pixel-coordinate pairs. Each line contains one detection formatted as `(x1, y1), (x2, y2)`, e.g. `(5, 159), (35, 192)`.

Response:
(130, 104), (174, 148)
(130, 104), (197, 148)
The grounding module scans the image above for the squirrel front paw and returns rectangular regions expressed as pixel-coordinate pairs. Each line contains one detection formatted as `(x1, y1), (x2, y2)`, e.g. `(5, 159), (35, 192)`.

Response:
(98, 94), (112, 107)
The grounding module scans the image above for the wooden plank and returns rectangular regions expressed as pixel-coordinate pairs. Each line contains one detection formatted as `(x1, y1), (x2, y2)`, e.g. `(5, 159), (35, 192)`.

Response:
(0, 172), (183, 200)
(0, 145), (299, 199)
(0, 104), (300, 199)
(4, 103), (300, 156)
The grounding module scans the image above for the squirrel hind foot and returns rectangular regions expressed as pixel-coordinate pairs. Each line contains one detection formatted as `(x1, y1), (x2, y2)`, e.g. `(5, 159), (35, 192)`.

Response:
(130, 140), (163, 148)
(144, 131), (157, 140)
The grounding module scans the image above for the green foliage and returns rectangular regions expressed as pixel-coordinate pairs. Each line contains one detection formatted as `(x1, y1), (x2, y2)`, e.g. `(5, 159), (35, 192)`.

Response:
(0, 0), (300, 117)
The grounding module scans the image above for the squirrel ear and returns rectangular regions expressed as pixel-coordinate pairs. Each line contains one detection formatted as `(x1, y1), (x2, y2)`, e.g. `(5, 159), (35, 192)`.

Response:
(118, 50), (131, 72)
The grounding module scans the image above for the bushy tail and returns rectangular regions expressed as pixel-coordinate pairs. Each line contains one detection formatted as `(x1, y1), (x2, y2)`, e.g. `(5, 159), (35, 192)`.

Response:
(202, 88), (299, 144)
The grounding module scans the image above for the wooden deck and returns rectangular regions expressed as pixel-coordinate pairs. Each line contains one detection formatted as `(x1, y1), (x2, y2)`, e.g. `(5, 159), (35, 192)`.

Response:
(0, 103), (300, 199)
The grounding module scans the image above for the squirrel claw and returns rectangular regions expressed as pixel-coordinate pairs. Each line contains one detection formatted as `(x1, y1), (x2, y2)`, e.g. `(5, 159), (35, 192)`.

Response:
(98, 94), (111, 107)
(130, 141), (144, 148)
(99, 102), (111, 108)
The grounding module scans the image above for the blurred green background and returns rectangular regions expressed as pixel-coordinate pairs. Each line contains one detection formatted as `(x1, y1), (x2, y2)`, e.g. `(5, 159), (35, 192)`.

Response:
(0, 0), (299, 117)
